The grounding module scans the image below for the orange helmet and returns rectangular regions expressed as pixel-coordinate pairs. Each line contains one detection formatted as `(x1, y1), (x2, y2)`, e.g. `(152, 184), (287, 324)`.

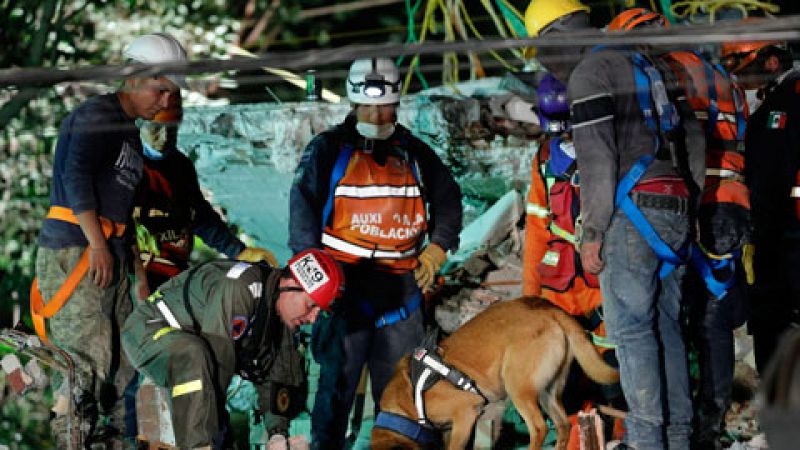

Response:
(152, 92), (182, 124)
(607, 8), (668, 32)
(720, 40), (784, 73)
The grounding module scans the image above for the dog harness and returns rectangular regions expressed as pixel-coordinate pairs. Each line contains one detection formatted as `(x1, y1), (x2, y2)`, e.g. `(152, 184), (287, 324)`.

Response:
(373, 346), (491, 445)
(410, 347), (490, 424)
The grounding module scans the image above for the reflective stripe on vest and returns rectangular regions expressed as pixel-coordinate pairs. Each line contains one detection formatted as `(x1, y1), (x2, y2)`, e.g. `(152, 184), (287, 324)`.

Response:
(153, 326), (177, 341)
(335, 185), (421, 198)
(706, 168), (743, 180)
(156, 301), (183, 330)
(526, 203), (549, 218)
(321, 233), (420, 260)
(549, 222), (577, 246)
(791, 187), (800, 198)
(590, 332), (617, 349)
(172, 379), (203, 398)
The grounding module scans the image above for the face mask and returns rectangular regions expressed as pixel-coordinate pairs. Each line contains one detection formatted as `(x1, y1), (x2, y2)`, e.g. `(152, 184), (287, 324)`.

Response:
(141, 140), (164, 160)
(356, 121), (395, 140)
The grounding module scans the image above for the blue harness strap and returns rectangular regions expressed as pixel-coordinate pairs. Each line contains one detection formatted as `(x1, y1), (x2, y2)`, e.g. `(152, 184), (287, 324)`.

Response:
(615, 155), (689, 278)
(700, 54), (721, 137)
(710, 60), (747, 141)
(694, 52), (747, 142)
(617, 53), (689, 279)
(374, 411), (440, 446)
(321, 143), (355, 231)
(360, 292), (422, 329)
(689, 245), (739, 300)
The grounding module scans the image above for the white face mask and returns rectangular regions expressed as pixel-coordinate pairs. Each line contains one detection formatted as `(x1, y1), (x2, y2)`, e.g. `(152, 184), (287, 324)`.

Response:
(356, 122), (395, 140)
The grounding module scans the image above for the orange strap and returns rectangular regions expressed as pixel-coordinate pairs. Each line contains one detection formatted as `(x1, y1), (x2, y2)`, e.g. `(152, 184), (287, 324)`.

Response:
(30, 207), (126, 344)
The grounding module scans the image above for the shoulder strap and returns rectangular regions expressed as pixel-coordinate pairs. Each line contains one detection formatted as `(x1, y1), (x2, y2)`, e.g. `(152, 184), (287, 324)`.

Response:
(711, 60), (747, 141)
(631, 52), (681, 153)
(321, 142), (354, 231)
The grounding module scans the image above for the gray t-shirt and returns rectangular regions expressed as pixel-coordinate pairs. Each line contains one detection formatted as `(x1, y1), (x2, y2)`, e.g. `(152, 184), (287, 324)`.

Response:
(568, 48), (705, 243)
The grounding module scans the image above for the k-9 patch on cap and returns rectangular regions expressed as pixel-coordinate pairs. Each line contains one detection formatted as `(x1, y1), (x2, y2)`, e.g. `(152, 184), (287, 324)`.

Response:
(289, 253), (330, 294)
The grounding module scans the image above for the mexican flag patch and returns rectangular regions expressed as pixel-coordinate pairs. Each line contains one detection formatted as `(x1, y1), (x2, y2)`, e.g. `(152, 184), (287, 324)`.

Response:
(768, 111), (787, 129)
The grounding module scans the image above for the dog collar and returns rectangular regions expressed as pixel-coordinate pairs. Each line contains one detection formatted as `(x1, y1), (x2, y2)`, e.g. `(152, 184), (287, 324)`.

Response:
(374, 411), (440, 446)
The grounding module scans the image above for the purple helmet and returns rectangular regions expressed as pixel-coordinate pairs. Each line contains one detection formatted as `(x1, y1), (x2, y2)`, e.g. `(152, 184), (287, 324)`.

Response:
(536, 73), (570, 134)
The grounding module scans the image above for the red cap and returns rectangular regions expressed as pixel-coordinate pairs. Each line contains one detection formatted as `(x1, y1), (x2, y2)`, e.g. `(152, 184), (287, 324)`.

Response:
(287, 249), (344, 311)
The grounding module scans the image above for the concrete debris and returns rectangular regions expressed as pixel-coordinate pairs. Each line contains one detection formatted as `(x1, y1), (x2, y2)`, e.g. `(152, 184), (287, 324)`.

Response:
(1, 354), (32, 395)
(728, 433), (769, 449)
(136, 377), (176, 447)
(24, 358), (47, 390)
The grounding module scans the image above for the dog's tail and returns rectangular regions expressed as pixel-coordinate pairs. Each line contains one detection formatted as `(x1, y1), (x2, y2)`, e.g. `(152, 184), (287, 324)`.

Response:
(552, 309), (619, 384)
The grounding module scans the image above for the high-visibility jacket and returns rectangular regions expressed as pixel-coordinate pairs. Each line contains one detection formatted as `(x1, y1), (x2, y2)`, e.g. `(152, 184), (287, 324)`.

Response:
(665, 51), (750, 213)
(523, 139), (602, 317)
(321, 144), (427, 272)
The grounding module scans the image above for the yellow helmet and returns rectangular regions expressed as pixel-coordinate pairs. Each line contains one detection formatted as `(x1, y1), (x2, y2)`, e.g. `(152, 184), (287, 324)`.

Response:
(524, 0), (590, 37)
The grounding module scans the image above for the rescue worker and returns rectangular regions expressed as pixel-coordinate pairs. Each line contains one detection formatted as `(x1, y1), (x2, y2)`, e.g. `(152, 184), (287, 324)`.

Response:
(522, 72), (621, 412)
(525, 1), (706, 448)
(289, 57), (463, 449)
(721, 38), (800, 372)
(31, 33), (188, 447)
(134, 92), (278, 290)
(121, 248), (344, 449)
(129, 92), (279, 441)
(608, 10), (751, 448)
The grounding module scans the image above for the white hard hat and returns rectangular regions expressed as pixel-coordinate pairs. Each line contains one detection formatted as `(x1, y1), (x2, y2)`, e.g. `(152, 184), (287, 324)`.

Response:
(123, 33), (188, 89)
(346, 58), (402, 105)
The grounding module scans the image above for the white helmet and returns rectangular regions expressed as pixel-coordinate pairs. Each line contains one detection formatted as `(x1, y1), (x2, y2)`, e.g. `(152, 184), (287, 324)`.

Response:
(123, 33), (188, 89)
(346, 58), (402, 105)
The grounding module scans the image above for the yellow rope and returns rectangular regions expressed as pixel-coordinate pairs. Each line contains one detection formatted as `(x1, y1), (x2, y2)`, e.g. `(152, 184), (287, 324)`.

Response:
(403, 0), (439, 95)
(458, 0), (518, 71)
(438, 0), (459, 86)
(478, 0), (525, 61)
(451, 0), (485, 80)
(499, 0), (525, 21)
(670, 0), (779, 23)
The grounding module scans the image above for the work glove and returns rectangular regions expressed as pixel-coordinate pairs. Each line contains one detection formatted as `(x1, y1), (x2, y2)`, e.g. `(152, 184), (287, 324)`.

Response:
(135, 223), (160, 256)
(743, 243), (755, 285)
(414, 244), (447, 293)
(237, 246), (279, 267)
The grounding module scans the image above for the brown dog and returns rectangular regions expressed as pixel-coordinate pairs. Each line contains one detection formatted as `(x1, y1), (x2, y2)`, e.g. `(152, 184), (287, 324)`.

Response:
(371, 297), (619, 450)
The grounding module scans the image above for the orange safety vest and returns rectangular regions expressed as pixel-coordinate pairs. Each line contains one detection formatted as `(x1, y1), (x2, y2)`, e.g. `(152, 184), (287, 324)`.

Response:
(665, 51), (750, 210)
(30, 206), (126, 344)
(321, 146), (427, 272)
(523, 140), (603, 317)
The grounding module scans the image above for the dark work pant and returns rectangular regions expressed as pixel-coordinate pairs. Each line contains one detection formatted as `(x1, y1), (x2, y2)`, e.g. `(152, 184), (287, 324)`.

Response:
(310, 267), (424, 450)
(685, 262), (748, 449)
